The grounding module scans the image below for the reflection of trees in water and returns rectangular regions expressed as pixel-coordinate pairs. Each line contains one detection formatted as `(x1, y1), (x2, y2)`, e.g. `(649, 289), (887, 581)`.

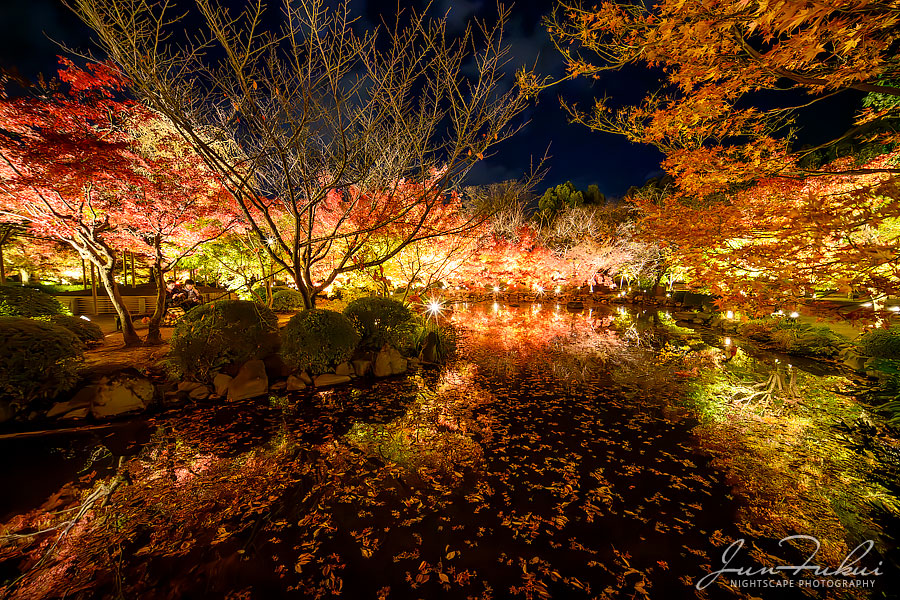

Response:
(451, 304), (641, 386)
(344, 365), (493, 477)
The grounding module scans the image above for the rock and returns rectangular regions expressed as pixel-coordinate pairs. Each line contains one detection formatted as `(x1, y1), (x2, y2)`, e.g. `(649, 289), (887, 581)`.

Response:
(47, 385), (96, 418)
(352, 360), (372, 376)
(313, 373), (351, 387)
(843, 354), (867, 372)
(91, 375), (155, 419)
(227, 359), (268, 401)
(61, 407), (90, 419)
(177, 381), (211, 400)
(420, 331), (439, 363)
(299, 371), (313, 385)
(374, 346), (407, 377)
(335, 362), (354, 377)
(264, 354), (292, 378)
(0, 400), (13, 424)
(407, 356), (421, 367)
(270, 380), (287, 392)
(286, 374), (307, 391)
(213, 373), (233, 397)
(672, 311), (696, 322)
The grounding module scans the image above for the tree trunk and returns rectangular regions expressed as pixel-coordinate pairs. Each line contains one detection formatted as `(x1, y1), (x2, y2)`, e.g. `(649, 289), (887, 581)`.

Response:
(145, 263), (167, 345)
(95, 262), (141, 347)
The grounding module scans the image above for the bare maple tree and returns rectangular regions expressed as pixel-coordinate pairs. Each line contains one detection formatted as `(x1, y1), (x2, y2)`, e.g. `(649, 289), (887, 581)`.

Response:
(71, 0), (534, 308)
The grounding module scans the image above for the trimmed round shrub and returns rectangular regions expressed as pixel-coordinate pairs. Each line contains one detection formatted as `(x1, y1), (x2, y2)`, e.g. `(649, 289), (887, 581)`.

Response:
(48, 315), (105, 346)
(858, 327), (900, 359)
(0, 317), (83, 406)
(0, 286), (67, 318)
(343, 297), (415, 350)
(168, 300), (279, 381)
(271, 289), (307, 312)
(281, 309), (360, 375)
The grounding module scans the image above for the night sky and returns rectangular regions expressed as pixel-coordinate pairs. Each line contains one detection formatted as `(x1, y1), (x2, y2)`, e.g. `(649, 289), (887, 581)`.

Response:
(0, 0), (861, 198)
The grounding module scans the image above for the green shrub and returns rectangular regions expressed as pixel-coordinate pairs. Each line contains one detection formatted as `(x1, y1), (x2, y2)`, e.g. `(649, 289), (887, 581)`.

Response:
(0, 285), (67, 318)
(339, 286), (379, 304)
(0, 317), (83, 406)
(168, 300), (279, 381)
(48, 315), (105, 346)
(858, 327), (900, 359)
(343, 297), (414, 350)
(738, 318), (846, 357)
(736, 320), (774, 341)
(281, 309), (360, 375)
(271, 289), (307, 312)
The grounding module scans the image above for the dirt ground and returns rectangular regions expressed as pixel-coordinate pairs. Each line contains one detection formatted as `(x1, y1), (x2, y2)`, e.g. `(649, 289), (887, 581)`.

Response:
(81, 312), (297, 376)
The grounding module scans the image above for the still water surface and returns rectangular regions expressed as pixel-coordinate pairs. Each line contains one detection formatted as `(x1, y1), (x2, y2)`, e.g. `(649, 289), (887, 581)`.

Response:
(1, 303), (897, 599)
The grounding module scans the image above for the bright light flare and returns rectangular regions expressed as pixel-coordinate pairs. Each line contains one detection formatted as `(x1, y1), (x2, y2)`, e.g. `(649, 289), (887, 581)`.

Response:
(425, 299), (444, 316)
(790, 311), (799, 318)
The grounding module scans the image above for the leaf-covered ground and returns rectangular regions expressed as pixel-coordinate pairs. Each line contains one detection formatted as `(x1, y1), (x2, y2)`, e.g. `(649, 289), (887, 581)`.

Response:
(0, 304), (897, 599)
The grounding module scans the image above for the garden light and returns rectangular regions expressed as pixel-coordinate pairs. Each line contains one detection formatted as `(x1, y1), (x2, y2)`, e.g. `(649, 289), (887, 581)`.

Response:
(790, 311), (799, 318)
(493, 286), (500, 293)
(426, 299), (444, 315)
(726, 310), (734, 319)
(890, 306), (900, 312)
(724, 337), (731, 346)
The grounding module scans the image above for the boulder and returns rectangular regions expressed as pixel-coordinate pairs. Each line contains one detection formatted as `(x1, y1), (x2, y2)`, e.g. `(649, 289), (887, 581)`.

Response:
(91, 375), (155, 419)
(299, 371), (313, 385)
(374, 346), (407, 377)
(843, 353), (866, 373)
(351, 360), (372, 376)
(264, 354), (292, 378)
(270, 380), (287, 392)
(335, 362), (354, 377)
(47, 385), (97, 418)
(177, 381), (211, 400)
(313, 373), (351, 387)
(227, 359), (268, 401)
(672, 311), (697, 322)
(420, 331), (439, 363)
(0, 400), (13, 424)
(61, 407), (90, 419)
(213, 373), (233, 397)
(286, 374), (307, 391)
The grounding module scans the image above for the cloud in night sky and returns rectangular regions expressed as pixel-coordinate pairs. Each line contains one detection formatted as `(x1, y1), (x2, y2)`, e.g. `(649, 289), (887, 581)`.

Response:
(5, 0), (854, 199)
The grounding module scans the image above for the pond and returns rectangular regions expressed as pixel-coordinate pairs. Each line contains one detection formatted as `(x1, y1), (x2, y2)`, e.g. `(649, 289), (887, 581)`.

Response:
(1, 303), (897, 599)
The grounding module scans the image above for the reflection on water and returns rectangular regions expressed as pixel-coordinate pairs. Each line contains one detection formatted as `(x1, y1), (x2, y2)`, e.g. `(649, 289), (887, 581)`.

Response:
(0, 303), (897, 599)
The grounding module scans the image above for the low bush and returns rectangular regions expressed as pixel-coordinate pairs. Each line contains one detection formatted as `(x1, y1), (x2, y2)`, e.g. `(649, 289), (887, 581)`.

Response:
(168, 300), (279, 381)
(338, 286), (379, 304)
(857, 327), (900, 359)
(271, 289), (307, 312)
(738, 318), (846, 357)
(0, 286), (67, 318)
(48, 315), (105, 346)
(343, 297), (415, 350)
(281, 309), (360, 375)
(0, 317), (83, 407)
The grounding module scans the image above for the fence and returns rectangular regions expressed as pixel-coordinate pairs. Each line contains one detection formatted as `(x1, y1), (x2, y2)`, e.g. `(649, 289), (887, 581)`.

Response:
(54, 291), (237, 316)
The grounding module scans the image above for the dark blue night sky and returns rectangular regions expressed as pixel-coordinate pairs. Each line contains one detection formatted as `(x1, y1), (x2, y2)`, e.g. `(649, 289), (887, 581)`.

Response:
(0, 0), (860, 198)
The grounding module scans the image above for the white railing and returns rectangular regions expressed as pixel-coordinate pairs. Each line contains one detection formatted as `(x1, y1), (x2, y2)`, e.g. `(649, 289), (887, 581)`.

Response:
(54, 292), (237, 315)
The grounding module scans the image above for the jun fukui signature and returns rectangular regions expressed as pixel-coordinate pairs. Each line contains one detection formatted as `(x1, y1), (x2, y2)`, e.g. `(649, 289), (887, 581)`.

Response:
(696, 534), (883, 590)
